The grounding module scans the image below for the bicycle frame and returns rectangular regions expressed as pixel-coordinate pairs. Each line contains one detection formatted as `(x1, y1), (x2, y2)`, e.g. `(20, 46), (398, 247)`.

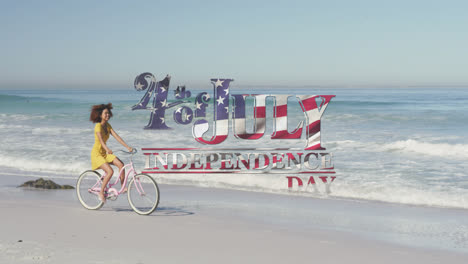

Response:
(87, 152), (146, 198)
(107, 163), (135, 193)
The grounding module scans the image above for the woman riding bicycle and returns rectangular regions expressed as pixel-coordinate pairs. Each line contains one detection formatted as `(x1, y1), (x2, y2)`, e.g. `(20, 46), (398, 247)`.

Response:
(89, 103), (132, 203)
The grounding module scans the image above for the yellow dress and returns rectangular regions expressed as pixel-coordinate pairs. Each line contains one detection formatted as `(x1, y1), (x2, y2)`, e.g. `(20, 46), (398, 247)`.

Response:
(91, 123), (116, 170)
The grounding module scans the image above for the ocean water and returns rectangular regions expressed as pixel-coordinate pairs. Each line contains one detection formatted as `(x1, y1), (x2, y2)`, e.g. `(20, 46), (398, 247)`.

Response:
(1, 87), (468, 209)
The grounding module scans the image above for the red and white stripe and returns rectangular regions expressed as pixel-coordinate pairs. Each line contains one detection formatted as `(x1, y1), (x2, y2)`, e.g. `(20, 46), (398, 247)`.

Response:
(193, 94), (334, 150)
(298, 95), (335, 150)
(193, 119), (229, 145)
(233, 94), (267, 139)
(271, 95), (304, 139)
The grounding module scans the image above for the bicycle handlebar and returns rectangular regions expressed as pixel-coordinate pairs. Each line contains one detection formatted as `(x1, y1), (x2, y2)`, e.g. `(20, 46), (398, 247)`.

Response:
(116, 149), (138, 155)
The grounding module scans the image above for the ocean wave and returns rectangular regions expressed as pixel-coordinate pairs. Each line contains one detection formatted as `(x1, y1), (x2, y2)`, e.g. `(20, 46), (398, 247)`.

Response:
(0, 124), (30, 129)
(326, 112), (457, 124)
(332, 181), (468, 209)
(0, 155), (89, 176)
(31, 127), (92, 135)
(0, 93), (57, 103)
(121, 172), (468, 209)
(382, 139), (468, 159)
(0, 93), (93, 113)
(331, 100), (403, 107)
(0, 94), (31, 102)
(0, 113), (47, 121)
(0, 122), (91, 135)
(1, 158), (468, 209)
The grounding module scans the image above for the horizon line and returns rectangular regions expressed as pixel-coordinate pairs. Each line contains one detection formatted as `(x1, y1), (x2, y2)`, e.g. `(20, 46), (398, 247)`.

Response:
(1, 83), (468, 90)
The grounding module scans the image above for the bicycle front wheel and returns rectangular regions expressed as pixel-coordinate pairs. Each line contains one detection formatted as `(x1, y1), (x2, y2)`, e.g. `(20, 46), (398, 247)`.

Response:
(128, 174), (160, 215)
(76, 170), (104, 210)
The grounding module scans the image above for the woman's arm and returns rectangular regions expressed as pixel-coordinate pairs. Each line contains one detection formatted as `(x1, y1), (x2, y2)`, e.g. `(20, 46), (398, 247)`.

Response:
(96, 131), (113, 154)
(110, 128), (132, 152)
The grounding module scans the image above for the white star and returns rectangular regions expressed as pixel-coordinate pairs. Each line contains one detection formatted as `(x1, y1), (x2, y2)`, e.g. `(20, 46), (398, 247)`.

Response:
(160, 117), (165, 123)
(214, 79), (224, 88)
(186, 114), (192, 120)
(135, 82), (144, 90)
(217, 96), (225, 105)
(175, 92), (180, 97)
(160, 86), (167, 93)
(175, 108), (182, 113)
(203, 94), (211, 100)
(195, 101), (203, 109)
(224, 87), (229, 95)
(224, 107), (229, 113)
(160, 99), (168, 107)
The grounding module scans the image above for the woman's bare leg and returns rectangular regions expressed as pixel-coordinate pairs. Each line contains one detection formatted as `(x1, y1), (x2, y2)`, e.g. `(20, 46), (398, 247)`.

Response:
(112, 158), (125, 190)
(99, 163), (114, 202)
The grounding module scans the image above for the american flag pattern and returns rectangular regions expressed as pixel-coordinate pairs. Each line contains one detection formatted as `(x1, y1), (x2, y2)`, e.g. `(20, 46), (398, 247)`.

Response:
(132, 72), (157, 109)
(175, 85), (191, 99)
(173, 106), (193, 125)
(132, 73), (184, 130)
(194, 92), (211, 118)
(271, 95), (303, 140)
(231, 94), (267, 139)
(192, 79), (232, 144)
(232, 94), (334, 150)
(132, 73), (334, 150)
(192, 78), (335, 150)
(297, 95), (335, 150)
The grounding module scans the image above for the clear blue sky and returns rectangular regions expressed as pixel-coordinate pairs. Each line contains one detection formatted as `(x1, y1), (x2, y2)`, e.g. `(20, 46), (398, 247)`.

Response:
(1, 0), (467, 89)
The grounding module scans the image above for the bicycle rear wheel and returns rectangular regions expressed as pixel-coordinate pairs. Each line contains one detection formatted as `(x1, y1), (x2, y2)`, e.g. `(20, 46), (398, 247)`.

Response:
(76, 170), (104, 210)
(128, 174), (159, 215)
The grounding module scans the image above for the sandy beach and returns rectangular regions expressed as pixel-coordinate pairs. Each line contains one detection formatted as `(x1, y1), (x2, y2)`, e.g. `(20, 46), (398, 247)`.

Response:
(1, 173), (467, 264)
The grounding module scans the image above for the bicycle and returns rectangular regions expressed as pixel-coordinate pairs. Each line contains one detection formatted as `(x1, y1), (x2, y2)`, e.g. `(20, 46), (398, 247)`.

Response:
(76, 149), (160, 215)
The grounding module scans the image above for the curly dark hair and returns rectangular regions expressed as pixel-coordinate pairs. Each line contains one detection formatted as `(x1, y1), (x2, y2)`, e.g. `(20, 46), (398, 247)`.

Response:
(90, 103), (113, 123)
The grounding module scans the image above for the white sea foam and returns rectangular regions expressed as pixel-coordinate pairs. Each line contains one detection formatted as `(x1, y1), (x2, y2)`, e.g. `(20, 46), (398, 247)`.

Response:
(0, 122), (91, 135)
(31, 127), (92, 135)
(0, 113), (47, 121)
(149, 173), (468, 209)
(0, 124), (29, 129)
(332, 180), (468, 209)
(382, 139), (468, 159)
(0, 155), (89, 176)
(2, 141), (468, 210)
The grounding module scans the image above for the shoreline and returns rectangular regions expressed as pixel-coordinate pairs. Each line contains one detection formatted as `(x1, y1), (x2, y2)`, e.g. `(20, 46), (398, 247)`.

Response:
(1, 172), (468, 263)
(2, 168), (467, 212)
